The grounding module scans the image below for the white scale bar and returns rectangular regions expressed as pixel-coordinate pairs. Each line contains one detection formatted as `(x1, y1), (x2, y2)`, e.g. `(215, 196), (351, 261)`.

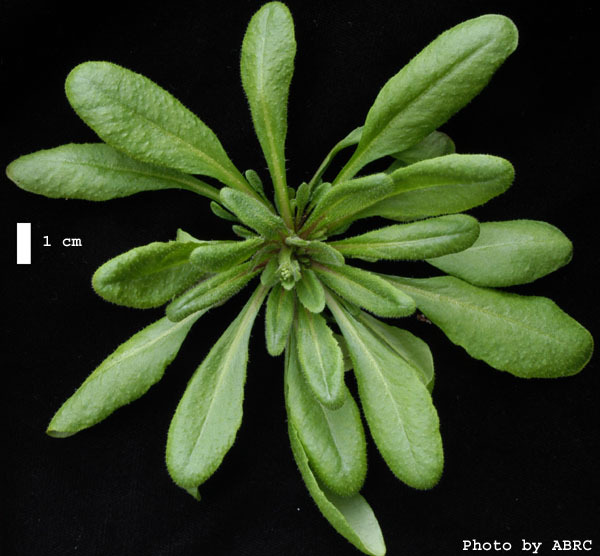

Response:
(17, 222), (31, 264)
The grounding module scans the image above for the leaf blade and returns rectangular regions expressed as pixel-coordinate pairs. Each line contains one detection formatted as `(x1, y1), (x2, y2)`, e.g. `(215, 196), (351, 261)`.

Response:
(427, 220), (573, 286)
(65, 61), (252, 193)
(265, 284), (295, 356)
(386, 275), (594, 378)
(47, 313), (202, 437)
(166, 285), (268, 494)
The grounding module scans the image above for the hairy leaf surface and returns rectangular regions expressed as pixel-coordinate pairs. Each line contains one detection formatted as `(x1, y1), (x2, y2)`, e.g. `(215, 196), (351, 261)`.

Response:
(288, 424), (386, 556)
(265, 285), (295, 355)
(241, 2), (296, 224)
(6, 144), (220, 202)
(336, 14), (518, 181)
(93, 241), (205, 309)
(387, 275), (593, 377)
(190, 238), (264, 272)
(326, 293), (443, 489)
(393, 131), (456, 165)
(360, 154), (514, 222)
(295, 305), (345, 409)
(427, 220), (573, 286)
(295, 269), (326, 313)
(166, 261), (259, 322)
(47, 312), (202, 437)
(166, 286), (267, 496)
(285, 334), (366, 495)
(65, 62), (252, 193)
(331, 214), (479, 261)
(314, 263), (415, 318)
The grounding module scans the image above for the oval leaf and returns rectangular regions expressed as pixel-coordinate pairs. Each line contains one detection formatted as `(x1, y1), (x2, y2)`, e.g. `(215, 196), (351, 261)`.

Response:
(47, 312), (202, 437)
(241, 2), (296, 223)
(92, 241), (205, 309)
(285, 334), (367, 495)
(392, 131), (456, 165)
(387, 275), (594, 378)
(265, 284), (295, 356)
(427, 220), (573, 286)
(190, 237), (264, 272)
(6, 143), (220, 202)
(336, 15), (518, 181)
(166, 286), (268, 495)
(166, 261), (259, 322)
(331, 214), (479, 261)
(65, 61), (251, 193)
(288, 424), (386, 556)
(326, 293), (443, 490)
(295, 269), (326, 313)
(361, 154), (514, 222)
(313, 262), (415, 318)
(294, 305), (345, 409)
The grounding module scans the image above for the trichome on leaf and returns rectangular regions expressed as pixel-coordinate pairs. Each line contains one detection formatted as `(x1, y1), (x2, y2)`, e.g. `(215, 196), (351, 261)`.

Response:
(7, 3), (593, 554)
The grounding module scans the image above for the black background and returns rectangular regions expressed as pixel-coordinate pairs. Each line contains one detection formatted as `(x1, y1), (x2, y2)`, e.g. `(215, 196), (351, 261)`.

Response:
(3, 1), (598, 555)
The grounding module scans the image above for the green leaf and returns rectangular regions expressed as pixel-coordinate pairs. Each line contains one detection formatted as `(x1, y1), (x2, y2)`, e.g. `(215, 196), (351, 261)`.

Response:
(427, 220), (573, 287)
(360, 154), (514, 222)
(65, 62), (253, 194)
(6, 143), (220, 202)
(260, 257), (279, 287)
(166, 261), (259, 322)
(308, 126), (363, 189)
(301, 173), (394, 236)
(166, 285), (268, 495)
(245, 169), (267, 200)
(288, 424), (386, 556)
(176, 228), (201, 243)
(210, 202), (240, 223)
(285, 334), (367, 496)
(392, 131), (456, 165)
(330, 214), (479, 261)
(190, 238), (264, 272)
(294, 305), (345, 409)
(313, 263), (415, 318)
(386, 275), (594, 378)
(357, 312), (434, 390)
(241, 2), (296, 227)
(265, 284), (295, 356)
(220, 187), (289, 239)
(295, 269), (326, 313)
(92, 241), (205, 309)
(326, 292), (443, 489)
(336, 15), (518, 182)
(47, 312), (202, 437)
(304, 241), (345, 266)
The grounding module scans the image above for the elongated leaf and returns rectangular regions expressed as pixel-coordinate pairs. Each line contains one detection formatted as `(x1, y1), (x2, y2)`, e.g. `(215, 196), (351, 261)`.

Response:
(387, 275), (594, 378)
(361, 154), (514, 222)
(309, 126), (363, 188)
(166, 261), (259, 322)
(93, 241), (205, 309)
(241, 2), (296, 225)
(167, 286), (267, 496)
(47, 312), (202, 437)
(326, 292), (443, 489)
(304, 241), (345, 266)
(285, 334), (366, 495)
(357, 312), (434, 389)
(265, 285), (295, 356)
(288, 424), (386, 556)
(313, 263), (415, 318)
(190, 238), (264, 272)
(295, 305), (345, 409)
(176, 228), (201, 243)
(336, 15), (518, 182)
(210, 201), (240, 223)
(220, 187), (289, 238)
(427, 220), (573, 286)
(331, 214), (479, 261)
(393, 131), (456, 165)
(65, 62), (252, 194)
(301, 173), (394, 236)
(296, 269), (326, 313)
(6, 143), (220, 202)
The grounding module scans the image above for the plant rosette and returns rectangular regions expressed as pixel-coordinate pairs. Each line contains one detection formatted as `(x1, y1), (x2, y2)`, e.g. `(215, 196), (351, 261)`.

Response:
(7, 3), (593, 555)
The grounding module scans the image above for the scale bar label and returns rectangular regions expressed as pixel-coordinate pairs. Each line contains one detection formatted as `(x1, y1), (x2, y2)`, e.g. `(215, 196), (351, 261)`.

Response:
(17, 222), (31, 264)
